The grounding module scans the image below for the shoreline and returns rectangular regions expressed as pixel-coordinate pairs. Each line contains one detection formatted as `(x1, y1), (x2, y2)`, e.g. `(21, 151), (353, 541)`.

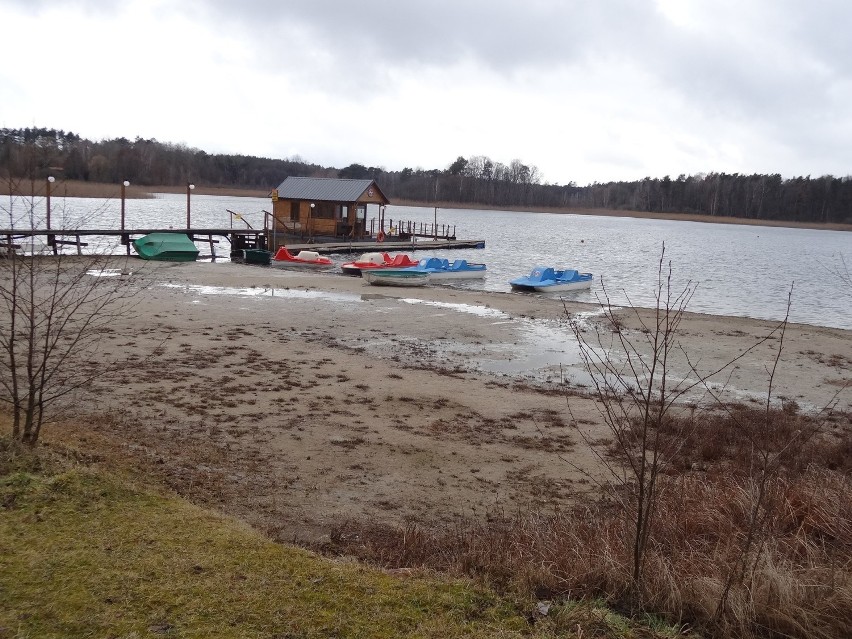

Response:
(394, 199), (852, 232)
(0, 179), (269, 200)
(2, 179), (849, 233)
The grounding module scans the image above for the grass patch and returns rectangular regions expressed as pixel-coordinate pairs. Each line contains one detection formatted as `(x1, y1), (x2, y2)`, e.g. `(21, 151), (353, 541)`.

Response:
(0, 437), (692, 639)
(0, 466), (544, 638)
(0, 442), (680, 638)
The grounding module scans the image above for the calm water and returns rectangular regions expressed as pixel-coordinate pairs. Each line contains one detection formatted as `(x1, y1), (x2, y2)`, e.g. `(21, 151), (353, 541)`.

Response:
(7, 193), (851, 330)
(388, 206), (852, 331)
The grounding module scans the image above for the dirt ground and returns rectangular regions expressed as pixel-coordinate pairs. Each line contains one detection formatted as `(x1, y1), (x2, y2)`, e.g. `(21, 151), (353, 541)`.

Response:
(50, 260), (851, 544)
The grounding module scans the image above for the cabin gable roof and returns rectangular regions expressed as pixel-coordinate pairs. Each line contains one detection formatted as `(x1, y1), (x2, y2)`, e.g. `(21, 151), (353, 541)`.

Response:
(274, 177), (389, 204)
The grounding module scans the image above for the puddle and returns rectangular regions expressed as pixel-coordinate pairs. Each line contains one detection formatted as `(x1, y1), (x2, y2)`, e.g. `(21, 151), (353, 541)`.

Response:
(476, 319), (584, 374)
(399, 298), (510, 319)
(87, 268), (130, 278)
(156, 280), (775, 403)
(160, 282), (360, 303)
(565, 309), (608, 327)
(167, 279), (596, 384)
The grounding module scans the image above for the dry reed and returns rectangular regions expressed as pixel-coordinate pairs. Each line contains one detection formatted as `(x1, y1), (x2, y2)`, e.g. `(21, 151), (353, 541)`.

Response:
(318, 405), (852, 639)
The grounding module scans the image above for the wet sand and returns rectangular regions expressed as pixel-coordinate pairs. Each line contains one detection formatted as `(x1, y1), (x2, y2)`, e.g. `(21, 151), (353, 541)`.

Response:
(64, 260), (851, 542)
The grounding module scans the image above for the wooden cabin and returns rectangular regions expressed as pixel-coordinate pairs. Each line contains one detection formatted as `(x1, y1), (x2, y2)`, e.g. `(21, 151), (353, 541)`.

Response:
(269, 177), (389, 246)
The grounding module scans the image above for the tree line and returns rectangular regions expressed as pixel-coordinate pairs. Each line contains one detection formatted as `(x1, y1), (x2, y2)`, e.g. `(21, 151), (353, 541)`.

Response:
(2, 127), (850, 224)
(0, 127), (329, 189)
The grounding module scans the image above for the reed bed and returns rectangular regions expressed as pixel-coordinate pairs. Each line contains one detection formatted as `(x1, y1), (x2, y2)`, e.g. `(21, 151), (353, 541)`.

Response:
(321, 405), (852, 639)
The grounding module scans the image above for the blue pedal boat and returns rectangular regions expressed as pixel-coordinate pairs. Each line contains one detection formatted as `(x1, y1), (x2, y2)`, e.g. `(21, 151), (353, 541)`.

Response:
(509, 266), (593, 292)
(404, 257), (487, 280)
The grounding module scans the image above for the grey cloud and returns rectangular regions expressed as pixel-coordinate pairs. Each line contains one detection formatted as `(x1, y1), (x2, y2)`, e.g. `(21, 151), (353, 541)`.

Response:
(201, 0), (659, 71)
(7, 0), (850, 178)
(2, 0), (124, 14)
(631, 1), (852, 134)
(194, 0), (852, 175)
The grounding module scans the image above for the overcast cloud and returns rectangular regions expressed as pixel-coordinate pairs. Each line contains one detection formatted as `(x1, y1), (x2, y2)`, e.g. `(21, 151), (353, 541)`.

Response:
(1, 0), (850, 184)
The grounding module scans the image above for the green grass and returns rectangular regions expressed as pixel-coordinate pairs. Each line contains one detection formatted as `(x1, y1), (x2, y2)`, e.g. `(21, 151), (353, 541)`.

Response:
(0, 434), (691, 639)
(0, 468), (542, 638)
(0, 470), (691, 639)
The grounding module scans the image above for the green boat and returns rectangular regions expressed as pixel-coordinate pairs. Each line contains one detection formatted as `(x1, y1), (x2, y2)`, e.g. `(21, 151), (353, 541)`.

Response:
(234, 249), (272, 265)
(132, 233), (199, 262)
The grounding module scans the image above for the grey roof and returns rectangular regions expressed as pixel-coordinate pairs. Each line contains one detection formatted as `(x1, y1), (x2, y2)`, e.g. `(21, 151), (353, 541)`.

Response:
(275, 177), (384, 202)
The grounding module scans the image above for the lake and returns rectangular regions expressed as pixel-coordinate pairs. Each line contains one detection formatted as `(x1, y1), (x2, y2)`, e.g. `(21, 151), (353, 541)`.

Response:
(7, 192), (851, 330)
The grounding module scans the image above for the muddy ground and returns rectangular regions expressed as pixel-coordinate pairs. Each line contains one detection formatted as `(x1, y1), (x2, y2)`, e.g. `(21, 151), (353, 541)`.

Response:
(48, 260), (851, 544)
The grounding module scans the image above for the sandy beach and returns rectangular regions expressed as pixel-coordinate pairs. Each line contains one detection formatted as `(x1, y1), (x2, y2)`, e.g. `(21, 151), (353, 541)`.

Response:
(60, 260), (851, 544)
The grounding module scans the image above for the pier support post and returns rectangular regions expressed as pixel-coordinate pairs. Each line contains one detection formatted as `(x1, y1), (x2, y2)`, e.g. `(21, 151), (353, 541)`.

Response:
(186, 183), (195, 228)
(46, 176), (57, 254)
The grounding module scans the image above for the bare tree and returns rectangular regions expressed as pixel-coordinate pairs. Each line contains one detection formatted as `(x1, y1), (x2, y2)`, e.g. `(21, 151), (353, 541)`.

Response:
(0, 185), (144, 445)
(566, 245), (777, 611)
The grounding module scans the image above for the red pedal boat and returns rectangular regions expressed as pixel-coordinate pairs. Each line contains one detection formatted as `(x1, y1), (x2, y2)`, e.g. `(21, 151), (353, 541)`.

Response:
(340, 252), (419, 276)
(270, 247), (335, 270)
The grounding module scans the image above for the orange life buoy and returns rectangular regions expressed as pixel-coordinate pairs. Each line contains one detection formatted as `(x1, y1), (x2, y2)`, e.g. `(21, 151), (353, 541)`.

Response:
(377, 231), (385, 242)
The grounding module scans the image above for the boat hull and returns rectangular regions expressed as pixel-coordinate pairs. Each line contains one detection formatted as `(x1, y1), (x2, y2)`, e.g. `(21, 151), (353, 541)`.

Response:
(132, 233), (199, 262)
(362, 271), (431, 286)
(271, 247), (334, 270)
(233, 249), (272, 265)
(341, 253), (419, 276)
(509, 266), (593, 293)
(426, 268), (486, 280)
(270, 260), (334, 270)
(340, 264), (407, 276)
(510, 280), (593, 292)
(403, 258), (487, 280)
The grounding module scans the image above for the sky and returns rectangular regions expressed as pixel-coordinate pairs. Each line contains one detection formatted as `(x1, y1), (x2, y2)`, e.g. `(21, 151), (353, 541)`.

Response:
(1, 0), (851, 186)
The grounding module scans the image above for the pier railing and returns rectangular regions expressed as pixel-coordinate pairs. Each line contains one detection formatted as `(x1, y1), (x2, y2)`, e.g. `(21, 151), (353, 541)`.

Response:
(368, 218), (456, 240)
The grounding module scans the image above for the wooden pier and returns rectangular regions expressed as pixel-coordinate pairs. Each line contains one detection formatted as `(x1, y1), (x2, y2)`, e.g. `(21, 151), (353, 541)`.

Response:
(0, 228), (485, 257)
(2, 177), (481, 259)
(0, 228), (268, 258)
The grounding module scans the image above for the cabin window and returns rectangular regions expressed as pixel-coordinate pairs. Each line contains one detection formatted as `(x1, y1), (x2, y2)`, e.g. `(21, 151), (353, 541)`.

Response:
(314, 202), (334, 219)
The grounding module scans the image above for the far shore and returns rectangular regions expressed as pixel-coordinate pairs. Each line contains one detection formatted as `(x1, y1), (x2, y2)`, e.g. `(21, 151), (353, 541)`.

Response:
(0, 179), (269, 200)
(394, 199), (852, 232)
(3, 179), (849, 233)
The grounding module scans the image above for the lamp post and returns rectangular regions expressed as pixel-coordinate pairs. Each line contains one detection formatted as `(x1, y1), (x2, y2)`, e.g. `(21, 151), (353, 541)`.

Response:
(46, 176), (56, 251)
(186, 183), (195, 228)
(46, 176), (55, 230)
(120, 180), (130, 230)
(309, 202), (315, 242)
